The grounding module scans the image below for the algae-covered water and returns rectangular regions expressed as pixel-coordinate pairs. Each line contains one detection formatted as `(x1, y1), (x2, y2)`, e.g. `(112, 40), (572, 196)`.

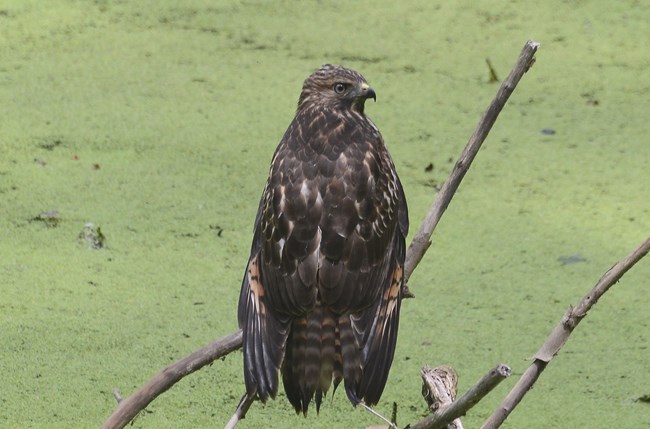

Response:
(1, 1), (649, 428)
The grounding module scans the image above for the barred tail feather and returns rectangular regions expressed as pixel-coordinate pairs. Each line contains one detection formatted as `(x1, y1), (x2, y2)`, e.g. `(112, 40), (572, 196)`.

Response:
(317, 308), (337, 410)
(282, 302), (341, 415)
(280, 264), (402, 412)
(338, 314), (363, 405)
(282, 317), (306, 413)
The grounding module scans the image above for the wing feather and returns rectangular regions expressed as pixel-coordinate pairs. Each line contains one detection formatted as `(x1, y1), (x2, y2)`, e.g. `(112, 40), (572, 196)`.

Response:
(238, 253), (291, 400)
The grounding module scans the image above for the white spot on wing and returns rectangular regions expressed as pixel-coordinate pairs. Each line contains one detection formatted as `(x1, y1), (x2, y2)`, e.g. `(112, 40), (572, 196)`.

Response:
(279, 185), (286, 211)
(300, 180), (309, 198)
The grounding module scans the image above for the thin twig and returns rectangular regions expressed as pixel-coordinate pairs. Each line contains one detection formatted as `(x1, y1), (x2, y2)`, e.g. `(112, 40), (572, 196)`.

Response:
(359, 403), (398, 429)
(101, 40), (540, 429)
(112, 389), (123, 404)
(410, 364), (512, 429)
(480, 236), (650, 429)
(225, 394), (255, 429)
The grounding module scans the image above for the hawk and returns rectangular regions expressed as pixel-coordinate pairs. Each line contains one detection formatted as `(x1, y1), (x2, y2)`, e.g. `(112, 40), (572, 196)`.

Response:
(238, 64), (408, 415)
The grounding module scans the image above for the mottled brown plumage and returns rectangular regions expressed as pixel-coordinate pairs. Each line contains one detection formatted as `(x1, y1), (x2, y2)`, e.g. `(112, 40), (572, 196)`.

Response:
(238, 64), (408, 415)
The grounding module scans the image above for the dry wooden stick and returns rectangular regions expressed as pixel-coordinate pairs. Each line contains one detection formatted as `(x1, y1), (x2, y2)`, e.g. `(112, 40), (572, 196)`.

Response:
(101, 330), (242, 429)
(101, 40), (540, 429)
(421, 365), (464, 429)
(224, 393), (255, 429)
(404, 40), (540, 283)
(410, 364), (512, 429)
(480, 236), (650, 429)
(421, 365), (459, 414)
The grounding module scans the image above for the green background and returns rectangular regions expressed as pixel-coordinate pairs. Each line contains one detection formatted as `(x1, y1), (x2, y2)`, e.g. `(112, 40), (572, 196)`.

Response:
(1, 1), (648, 428)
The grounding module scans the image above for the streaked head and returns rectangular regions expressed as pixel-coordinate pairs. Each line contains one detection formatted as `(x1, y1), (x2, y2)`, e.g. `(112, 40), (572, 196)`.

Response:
(298, 64), (376, 114)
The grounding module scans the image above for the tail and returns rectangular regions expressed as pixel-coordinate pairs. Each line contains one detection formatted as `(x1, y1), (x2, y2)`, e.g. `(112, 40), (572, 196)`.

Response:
(282, 301), (341, 415)
(281, 266), (403, 414)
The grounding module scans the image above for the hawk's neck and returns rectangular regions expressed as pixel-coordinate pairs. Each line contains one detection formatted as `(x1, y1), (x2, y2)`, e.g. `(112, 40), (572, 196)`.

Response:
(289, 106), (379, 157)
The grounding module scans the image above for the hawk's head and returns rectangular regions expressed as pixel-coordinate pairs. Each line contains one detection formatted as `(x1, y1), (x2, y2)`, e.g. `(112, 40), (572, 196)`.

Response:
(297, 64), (376, 115)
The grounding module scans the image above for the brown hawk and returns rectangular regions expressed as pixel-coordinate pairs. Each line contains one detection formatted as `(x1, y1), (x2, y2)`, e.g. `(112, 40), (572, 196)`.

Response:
(238, 64), (408, 415)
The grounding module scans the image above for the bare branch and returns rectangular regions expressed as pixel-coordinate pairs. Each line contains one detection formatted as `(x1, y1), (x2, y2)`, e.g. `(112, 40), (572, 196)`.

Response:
(101, 330), (242, 429)
(404, 40), (540, 283)
(421, 365), (458, 413)
(410, 364), (511, 429)
(421, 365), (463, 429)
(480, 236), (650, 429)
(101, 40), (540, 429)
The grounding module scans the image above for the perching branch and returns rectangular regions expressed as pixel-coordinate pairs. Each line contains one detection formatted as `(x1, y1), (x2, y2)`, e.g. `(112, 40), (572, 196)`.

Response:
(480, 236), (650, 429)
(101, 40), (539, 429)
(404, 39), (539, 283)
(101, 330), (242, 429)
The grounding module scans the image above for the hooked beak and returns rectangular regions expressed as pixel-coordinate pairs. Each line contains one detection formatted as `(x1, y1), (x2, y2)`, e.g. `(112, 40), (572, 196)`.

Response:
(360, 82), (376, 102)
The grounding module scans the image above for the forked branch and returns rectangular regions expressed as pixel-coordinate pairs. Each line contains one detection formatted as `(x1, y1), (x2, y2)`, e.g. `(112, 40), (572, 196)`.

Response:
(406, 236), (650, 429)
(480, 236), (650, 429)
(101, 40), (540, 429)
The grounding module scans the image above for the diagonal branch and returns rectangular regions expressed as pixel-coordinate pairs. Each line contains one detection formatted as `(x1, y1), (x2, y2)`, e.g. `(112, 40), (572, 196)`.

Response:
(404, 40), (540, 283)
(101, 40), (540, 429)
(407, 236), (650, 429)
(101, 331), (242, 429)
(480, 236), (650, 429)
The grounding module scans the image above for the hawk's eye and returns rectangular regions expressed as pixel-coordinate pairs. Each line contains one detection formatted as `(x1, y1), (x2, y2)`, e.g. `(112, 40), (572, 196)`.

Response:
(333, 83), (347, 94)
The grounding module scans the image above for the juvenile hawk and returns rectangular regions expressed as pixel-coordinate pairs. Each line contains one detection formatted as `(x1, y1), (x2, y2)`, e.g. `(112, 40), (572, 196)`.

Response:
(238, 64), (408, 415)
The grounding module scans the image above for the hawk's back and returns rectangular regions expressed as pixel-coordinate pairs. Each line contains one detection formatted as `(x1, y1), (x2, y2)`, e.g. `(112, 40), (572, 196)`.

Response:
(238, 64), (408, 415)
